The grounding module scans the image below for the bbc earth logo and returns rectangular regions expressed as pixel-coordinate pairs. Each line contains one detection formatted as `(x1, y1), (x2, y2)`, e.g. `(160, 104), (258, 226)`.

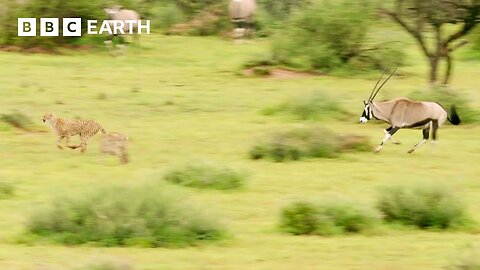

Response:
(17, 18), (151, 37)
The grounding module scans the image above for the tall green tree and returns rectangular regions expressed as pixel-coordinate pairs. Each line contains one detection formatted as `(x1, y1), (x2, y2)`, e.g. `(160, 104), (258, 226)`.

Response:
(382, 0), (480, 84)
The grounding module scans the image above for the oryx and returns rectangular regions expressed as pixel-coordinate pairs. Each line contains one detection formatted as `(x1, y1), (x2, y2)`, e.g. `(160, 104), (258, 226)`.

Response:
(104, 6), (140, 45)
(229, 0), (257, 38)
(360, 69), (461, 153)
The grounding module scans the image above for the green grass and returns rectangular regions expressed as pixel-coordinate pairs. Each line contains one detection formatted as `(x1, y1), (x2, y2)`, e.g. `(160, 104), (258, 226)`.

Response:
(280, 200), (380, 236)
(164, 161), (246, 190)
(377, 184), (472, 230)
(0, 181), (15, 199)
(27, 184), (225, 247)
(249, 126), (371, 161)
(0, 29), (480, 269)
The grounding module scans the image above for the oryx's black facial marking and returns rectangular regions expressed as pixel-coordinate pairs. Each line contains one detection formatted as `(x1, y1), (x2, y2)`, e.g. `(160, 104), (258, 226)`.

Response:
(359, 101), (371, 123)
(362, 105), (370, 119)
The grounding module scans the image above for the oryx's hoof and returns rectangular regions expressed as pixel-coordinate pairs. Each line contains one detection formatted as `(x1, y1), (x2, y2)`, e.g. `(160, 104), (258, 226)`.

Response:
(391, 140), (401, 145)
(375, 146), (383, 153)
(407, 149), (415, 154)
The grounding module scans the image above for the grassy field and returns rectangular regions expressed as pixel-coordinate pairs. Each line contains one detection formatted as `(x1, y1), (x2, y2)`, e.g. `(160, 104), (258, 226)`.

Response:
(1, 33), (480, 270)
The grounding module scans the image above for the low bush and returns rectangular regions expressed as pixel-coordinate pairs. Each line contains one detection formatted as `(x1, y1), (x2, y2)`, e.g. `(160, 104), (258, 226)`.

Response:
(0, 181), (15, 199)
(262, 90), (348, 121)
(271, 0), (372, 72)
(242, 53), (279, 69)
(352, 41), (407, 71)
(465, 27), (480, 60)
(250, 126), (371, 162)
(252, 66), (272, 76)
(270, 0), (406, 73)
(1, 111), (37, 131)
(173, 0), (224, 16)
(409, 87), (479, 124)
(27, 184), (225, 247)
(377, 184), (471, 229)
(280, 200), (380, 236)
(1, 0), (106, 48)
(151, 2), (187, 30)
(164, 161), (246, 190)
(258, 0), (311, 22)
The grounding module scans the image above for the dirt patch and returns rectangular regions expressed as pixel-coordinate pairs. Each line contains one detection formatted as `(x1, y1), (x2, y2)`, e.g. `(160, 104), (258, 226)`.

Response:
(243, 67), (318, 79)
(0, 45), (57, 54)
(0, 44), (93, 54)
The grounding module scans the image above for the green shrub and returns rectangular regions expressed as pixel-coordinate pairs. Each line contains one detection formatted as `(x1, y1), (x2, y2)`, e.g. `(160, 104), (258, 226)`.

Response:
(280, 200), (380, 236)
(352, 41), (407, 71)
(151, 2), (187, 30)
(243, 53), (278, 69)
(410, 87), (480, 124)
(27, 185), (225, 247)
(280, 201), (320, 235)
(174, 0), (224, 16)
(164, 161), (246, 190)
(252, 7), (278, 38)
(250, 126), (371, 162)
(272, 0), (374, 72)
(254, 0), (312, 37)
(258, 0), (311, 21)
(338, 135), (372, 152)
(252, 66), (272, 76)
(1, 0), (106, 48)
(377, 184), (471, 229)
(270, 0), (406, 73)
(1, 111), (37, 131)
(262, 90), (348, 121)
(470, 26), (480, 51)
(0, 181), (15, 199)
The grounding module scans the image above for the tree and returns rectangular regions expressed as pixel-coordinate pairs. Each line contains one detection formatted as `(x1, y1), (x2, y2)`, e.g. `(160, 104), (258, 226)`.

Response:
(258, 0), (310, 20)
(382, 0), (480, 84)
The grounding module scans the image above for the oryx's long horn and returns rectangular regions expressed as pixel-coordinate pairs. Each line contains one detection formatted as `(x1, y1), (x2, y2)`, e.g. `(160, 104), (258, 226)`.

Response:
(371, 68), (397, 101)
(368, 69), (387, 101)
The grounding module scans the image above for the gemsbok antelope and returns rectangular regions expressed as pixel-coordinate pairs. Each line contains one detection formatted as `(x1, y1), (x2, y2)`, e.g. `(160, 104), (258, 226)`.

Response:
(359, 69), (461, 153)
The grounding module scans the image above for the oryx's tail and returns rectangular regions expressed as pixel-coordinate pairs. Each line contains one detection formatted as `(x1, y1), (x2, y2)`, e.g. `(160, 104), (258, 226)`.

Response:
(448, 105), (461, 125)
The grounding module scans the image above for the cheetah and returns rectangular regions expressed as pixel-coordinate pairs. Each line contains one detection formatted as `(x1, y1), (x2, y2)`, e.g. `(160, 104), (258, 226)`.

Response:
(42, 113), (106, 153)
(101, 132), (129, 164)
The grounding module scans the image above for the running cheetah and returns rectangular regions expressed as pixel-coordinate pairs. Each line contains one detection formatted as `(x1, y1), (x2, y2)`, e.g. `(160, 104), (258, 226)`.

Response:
(42, 113), (106, 152)
(101, 132), (129, 164)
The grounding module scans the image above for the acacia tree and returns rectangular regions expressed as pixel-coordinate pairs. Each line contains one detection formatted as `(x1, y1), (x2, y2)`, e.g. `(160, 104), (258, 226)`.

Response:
(382, 0), (480, 84)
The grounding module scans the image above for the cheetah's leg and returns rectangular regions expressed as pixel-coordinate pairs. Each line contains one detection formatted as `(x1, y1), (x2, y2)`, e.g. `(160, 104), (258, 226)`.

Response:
(79, 135), (89, 153)
(56, 136), (65, 149)
(69, 135), (84, 149)
(120, 150), (129, 164)
(65, 136), (78, 149)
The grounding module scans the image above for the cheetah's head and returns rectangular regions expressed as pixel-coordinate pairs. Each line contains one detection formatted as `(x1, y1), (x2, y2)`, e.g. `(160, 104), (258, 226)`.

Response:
(42, 113), (56, 123)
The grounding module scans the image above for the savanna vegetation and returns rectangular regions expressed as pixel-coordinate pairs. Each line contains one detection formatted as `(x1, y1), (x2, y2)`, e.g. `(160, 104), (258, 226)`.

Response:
(164, 161), (246, 190)
(26, 184), (224, 247)
(1, 0), (480, 269)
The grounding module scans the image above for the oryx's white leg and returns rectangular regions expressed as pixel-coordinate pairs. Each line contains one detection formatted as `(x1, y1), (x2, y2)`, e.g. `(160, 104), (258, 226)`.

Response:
(385, 128), (401, 144)
(408, 139), (428, 153)
(408, 122), (431, 154)
(376, 127), (400, 152)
